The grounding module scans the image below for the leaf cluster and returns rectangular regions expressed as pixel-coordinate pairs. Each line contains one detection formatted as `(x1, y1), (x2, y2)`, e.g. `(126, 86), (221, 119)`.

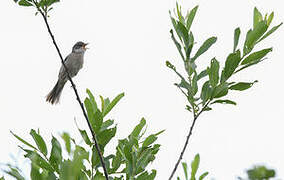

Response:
(177, 154), (208, 180)
(167, 4), (282, 115)
(238, 165), (276, 180)
(5, 90), (163, 180)
(13, 0), (59, 16)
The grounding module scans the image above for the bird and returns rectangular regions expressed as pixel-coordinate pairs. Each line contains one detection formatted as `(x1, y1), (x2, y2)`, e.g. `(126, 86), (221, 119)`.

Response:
(46, 41), (88, 105)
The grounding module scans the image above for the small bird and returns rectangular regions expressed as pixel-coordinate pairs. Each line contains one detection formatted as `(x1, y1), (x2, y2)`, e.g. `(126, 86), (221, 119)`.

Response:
(46, 41), (88, 105)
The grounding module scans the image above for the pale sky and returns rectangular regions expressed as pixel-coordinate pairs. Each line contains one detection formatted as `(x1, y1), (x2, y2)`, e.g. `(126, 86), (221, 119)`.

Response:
(1, 0), (283, 179)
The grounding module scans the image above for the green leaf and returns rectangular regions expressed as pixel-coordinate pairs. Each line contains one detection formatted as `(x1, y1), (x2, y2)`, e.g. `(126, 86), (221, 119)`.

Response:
(192, 72), (198, 95)
(18, 0), (33, 6)
(221, 50), (241, 82)
(11, 131), (37, 150)
(86, 89), (98, 113)
(104, 98), (110, 109)
(243, 29), (253, 55)
(203, 106), (212, 111)
(49, 136), (62, 172)
(84, 97), (97, 131)
(24, 150), (54, 172)
(191, 154), (200, 180)
(97, 127), (117, 148)
(241, 48), (272, 65)
(182, 162), (188, 180)
(85, 96), (103, 133)
(91, 146), (100, 168)
(177, 79), (191, 90)
(136, 149), (152, 171)
(213, 83), (229, 98)
(38, 0), (47, 8)
(103, 92), (124, 117)
(148, 169), (157, 180)
(176, 3), (185, 25)
(93, 110), (103, 133)
(257, 22), (283, 43)
(235, 58), (265, 73)
(233, 28), (241, 52)
(199, 172), (209, 180)
(246, 21), (268, 50)
(77, 128), (92, 146)
(100, 119), (114, 131)
(186, 32), (194, 59)
(247, 166), (276, 179)
(200, 81), (212, 104)
(253, 7), (263, 29)
(61, 132), (71, 154)
(170, 29), (185, 60)
(176, 22), (189, 47)
(74, 145), (89, 161)
(267, 12), (274, 27)
(192, 37), (217, 61)
(131, 118), (146, 138)
(142, 135), (158, 148)
(123, 144), (133, 166)
(197, 69), (208, 81)
(186, 6), (198, 30)
(30, 129), (48, 156)
(46, 0), (59, 6)
(111, 148), (122, 172)
(208, 58), (220, 87)
(154, 129), (165, 136)
(211, 99), (236, 105)
(99, 95), (105, 113)
(229, 81), (258, 91)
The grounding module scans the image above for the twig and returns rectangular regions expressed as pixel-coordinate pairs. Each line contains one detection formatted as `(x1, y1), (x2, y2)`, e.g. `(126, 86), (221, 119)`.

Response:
(168, 101), (210, 180)
(34, 3), (109, 180)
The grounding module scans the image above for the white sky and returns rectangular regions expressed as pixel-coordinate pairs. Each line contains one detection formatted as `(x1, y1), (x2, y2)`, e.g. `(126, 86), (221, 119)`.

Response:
(1, 0), (283, 179)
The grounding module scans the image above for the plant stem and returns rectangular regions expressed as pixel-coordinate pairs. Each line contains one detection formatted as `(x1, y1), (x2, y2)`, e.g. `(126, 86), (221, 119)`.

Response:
(168, 101), (210, 180)
(34, 4), (109, 180)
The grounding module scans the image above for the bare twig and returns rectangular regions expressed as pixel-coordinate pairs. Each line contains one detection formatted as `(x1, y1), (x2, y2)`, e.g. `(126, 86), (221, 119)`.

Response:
(168, 101), (210, 180)
(34, 3), (109, 179)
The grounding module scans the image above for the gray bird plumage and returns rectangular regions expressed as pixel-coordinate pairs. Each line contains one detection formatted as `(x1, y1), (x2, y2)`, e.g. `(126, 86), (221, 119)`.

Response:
(46, 41), (88, 104)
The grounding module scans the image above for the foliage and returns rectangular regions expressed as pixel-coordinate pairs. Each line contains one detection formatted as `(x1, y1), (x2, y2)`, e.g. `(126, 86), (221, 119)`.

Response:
(238, 165), (276, 180)
(4, 90), (163, 180)
(168, 3), (281, 115)
(167, 3), (281, 179)
(177, 154), (208, 180)
(13, 0), (59, 16)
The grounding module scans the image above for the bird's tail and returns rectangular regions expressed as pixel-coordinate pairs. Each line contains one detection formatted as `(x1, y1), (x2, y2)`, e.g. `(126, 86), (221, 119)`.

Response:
(46, 80), (66, 105)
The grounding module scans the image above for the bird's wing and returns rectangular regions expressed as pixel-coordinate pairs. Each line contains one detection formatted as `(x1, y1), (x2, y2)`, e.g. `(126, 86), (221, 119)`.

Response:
(58, 54), (71, 80)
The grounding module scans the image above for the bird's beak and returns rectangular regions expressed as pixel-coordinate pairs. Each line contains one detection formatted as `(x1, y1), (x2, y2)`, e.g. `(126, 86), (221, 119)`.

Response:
(83, 43), (89, 50)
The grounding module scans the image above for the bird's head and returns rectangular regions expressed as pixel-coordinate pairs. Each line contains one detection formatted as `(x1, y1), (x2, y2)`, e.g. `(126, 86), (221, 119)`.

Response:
(72, 41), (89, 53)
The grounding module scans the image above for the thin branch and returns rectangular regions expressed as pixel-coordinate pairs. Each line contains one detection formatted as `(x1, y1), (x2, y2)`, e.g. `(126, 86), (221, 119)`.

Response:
(34, 4), (109, 180)
(168, 101), (210, 180)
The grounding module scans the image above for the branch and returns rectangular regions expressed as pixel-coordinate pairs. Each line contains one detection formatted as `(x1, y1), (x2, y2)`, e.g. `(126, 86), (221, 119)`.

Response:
(168, 101), (210, 180)
(34, 5), (109, 180)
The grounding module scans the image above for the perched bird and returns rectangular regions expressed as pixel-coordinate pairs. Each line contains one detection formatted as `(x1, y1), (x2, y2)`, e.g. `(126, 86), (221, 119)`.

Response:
(46, 41), (88, 104)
